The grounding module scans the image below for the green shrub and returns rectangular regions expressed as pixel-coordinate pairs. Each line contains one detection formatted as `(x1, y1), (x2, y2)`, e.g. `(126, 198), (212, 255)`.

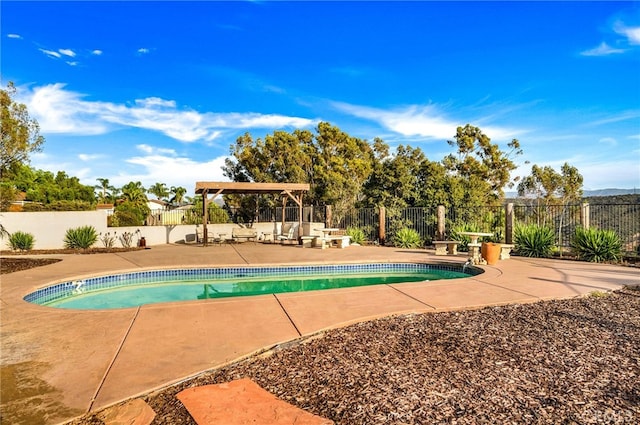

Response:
(514, 224), (555, 258)
(110, 209), (141, 227)
(345, 227), (367, 245)
(7, 231), (35, 251)
(572, 227), (622, 263)
(393, 227), (422, 248)
(64, 225), (98, 249)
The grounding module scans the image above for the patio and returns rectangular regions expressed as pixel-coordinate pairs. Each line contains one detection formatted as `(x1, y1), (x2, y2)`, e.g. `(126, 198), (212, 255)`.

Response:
(1, 243), (638, 424)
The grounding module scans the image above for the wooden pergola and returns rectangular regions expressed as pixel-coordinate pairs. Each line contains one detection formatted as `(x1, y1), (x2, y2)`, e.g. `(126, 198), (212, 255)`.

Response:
(194, 182), (310, 245)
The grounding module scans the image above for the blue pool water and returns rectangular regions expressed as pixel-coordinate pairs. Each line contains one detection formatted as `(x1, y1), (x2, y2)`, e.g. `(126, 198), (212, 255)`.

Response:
(24, 263), (480, 310)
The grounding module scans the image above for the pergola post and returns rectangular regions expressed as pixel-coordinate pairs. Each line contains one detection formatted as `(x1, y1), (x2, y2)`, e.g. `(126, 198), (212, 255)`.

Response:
(194, 183), (310, 244)
(202, 189), (208, 246)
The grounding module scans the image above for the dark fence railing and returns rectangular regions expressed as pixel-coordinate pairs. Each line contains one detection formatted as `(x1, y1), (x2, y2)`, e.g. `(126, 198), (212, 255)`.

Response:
(588, 203), (640, 253)
(123, 202), (639, 253)
(335, 208), (379, 241)
(512, 204), (582, 249)
(446, 205), (505, 237)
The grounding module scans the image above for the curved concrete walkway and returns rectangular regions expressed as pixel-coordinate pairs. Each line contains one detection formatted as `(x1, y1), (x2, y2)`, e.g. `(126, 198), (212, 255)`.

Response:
(1, 243), (638, 424)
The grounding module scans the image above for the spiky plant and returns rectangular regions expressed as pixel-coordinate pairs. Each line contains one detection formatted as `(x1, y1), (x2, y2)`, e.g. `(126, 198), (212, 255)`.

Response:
(514, 224), (555, 258)
(7, 231), (35, 251)
(572, 227), (622, 263)
(64, 226), (98, 249)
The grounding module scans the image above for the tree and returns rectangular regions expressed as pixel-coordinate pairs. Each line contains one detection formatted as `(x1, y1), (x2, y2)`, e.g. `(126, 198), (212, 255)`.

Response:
(517, 163), (583, 250)
(113, 181), (149, 226)
(223, 122), (375, 224)
(1, 82), (45, 179)
(169, 186), (187, 206)
(95, 178), (116, 203)
(119, 181), (148, 205)
(148, 182), (170, 201)
(312, 122), (374, 223)
(517, 163), (583, 205)
(443, 124), (522, 205)
(362, 140), (427, 209)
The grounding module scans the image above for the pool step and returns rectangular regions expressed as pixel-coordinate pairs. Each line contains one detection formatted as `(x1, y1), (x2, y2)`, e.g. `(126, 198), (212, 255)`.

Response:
(177, 378), (334, 424)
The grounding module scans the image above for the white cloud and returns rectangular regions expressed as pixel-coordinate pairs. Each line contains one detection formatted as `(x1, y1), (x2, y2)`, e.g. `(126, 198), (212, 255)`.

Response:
(78, 153), (104, 161)
(66, 61), (79, 67)
(332, 101), (520, 141)
(21, 83), (109, 134)
(92, 49), (103, 55)
(332, 102), (456, 139)
(136, 144), (177, 156)
(39, 48), (62, 59)
(137, 48), (150, 54)
(614, 22), (640, 45)
(122, 154), (230, 193)
(17, 83), (315, 142)
(580, 42), (625, 56)
(7, 34), (22, 39)
(59, 48), (76, 57)
(599, 137), (617, 147)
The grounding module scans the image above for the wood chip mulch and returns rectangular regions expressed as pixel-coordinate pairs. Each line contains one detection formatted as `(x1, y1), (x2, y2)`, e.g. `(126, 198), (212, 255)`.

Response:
(71, 287), (640, 425)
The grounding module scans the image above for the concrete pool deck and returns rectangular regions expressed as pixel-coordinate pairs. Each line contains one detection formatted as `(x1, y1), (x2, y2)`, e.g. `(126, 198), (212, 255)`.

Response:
(1, 243), (638, 424)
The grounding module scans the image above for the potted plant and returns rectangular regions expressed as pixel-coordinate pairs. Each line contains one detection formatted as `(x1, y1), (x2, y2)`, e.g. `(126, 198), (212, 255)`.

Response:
(481, 232), (502, 265)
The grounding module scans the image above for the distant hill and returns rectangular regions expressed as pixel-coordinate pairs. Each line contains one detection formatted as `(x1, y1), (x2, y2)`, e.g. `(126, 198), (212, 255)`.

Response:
(506, 188), (639, 198)
(582, 188), (639, 197)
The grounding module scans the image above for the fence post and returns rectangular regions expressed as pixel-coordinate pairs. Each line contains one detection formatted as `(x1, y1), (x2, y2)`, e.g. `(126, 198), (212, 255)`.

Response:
(379, 206), (386, 245)
(437, 205), (445, 240)
(505, 203), (514, 244)
(581, 202), (590, 229)
(325, 205), (332, 228)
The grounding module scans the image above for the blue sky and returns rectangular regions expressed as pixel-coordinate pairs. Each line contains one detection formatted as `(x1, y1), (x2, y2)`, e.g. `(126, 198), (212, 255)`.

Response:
(2, 1), (639, 196)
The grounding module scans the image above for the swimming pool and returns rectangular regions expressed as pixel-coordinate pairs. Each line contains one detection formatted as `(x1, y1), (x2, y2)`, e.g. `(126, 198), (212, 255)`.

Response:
(24, 263), (481, 310)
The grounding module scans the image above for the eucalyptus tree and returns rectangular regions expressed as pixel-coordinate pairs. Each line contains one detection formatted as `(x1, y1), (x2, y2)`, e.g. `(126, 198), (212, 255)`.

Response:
(1, 82), (45, 179)
(443, 124), (523, 205)
(363, 140), (427, 209)
(517, 162), (584, 230)
(517, 163), (583, 204)
(312, 122), (374, 222)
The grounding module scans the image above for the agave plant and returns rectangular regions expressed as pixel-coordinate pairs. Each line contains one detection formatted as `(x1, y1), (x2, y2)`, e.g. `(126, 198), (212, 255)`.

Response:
(393, 227), (422, 248)
(514, 224), (555, 258)
(7, 231), (35, 251)
(572, 227), (622, 263)
(64, 225), (98, 249)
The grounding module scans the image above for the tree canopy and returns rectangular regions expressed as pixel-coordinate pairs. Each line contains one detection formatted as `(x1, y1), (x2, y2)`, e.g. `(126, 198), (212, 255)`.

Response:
(1, 82), (45, 179)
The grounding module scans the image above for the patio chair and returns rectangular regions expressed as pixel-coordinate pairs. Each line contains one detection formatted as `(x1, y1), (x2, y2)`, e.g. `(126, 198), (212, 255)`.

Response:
(277, 223), (298, 243)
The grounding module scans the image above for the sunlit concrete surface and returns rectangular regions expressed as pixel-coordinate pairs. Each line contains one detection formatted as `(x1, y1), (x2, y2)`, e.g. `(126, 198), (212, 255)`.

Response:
(1, 243), (637, 424)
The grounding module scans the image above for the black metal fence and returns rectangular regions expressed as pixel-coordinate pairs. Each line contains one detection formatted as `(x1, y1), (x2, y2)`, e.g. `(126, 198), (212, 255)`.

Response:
(136, 202), (639, 253)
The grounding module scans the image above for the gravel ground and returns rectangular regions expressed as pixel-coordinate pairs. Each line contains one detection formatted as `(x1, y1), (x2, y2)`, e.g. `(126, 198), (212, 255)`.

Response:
(67, 287), (640, 425)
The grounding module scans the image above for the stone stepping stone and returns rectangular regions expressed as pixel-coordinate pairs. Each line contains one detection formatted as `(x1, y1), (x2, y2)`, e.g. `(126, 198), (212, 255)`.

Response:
(177, 378), (333, 425)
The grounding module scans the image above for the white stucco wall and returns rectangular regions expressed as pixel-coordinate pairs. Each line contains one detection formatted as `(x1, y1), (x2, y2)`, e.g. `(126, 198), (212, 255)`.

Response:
(0, 211), (324, 249)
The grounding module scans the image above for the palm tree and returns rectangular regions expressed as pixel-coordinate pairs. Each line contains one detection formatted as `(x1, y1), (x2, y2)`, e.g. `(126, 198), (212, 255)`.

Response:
(148, 182), (169, 201)
(95, 178), (116, 204)
(120, 181), (148, 206)
(169, 186), (187, 207)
